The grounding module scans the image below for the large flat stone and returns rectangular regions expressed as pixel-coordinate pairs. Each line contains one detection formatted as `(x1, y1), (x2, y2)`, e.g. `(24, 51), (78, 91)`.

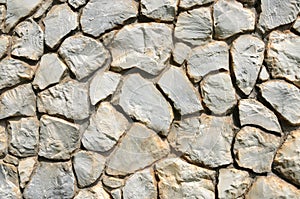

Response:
(141, 0), (178, 21)
(0, 162), (21, 198)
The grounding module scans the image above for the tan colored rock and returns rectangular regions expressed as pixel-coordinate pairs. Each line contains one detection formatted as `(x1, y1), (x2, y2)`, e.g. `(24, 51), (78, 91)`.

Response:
(3, 154), (19, 166)
(102, 175), (124, 189)
(293, 16), (300, 33)
(0, 35), (9, 59)
(18, 157), (37, 188)
(74, 183), (110, 199)
(33, 0), (53, 19)
(0, 122), (7, 157)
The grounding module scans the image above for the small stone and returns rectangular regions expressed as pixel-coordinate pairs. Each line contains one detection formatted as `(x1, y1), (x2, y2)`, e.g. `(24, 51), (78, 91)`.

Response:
(0, 5), (4, 31)
(0, 84), (36, 119)
(68, 0), (86, 9)
(259, 65), (269, 81)
(74, 183), (110, 199)
(24, 162), (76, 199)
(172, 42), (191, 65)
(259, 80), (300, 125)
(239, 99), (281, 133)
(233, 126), (281, 173)
(59, 35), (109, 80)
(187, 41), (229, 82)
(110, 23), (173, 75)
(106, 123), (170, 176)
(111, 189), (122, 199)
(200, 72), (237, 115)
(237, 0), (256, 6)
(213, 0), (255, 39)
(179, 0), (214, 9)
(0, 162), (21, 198)
(39, 115), (80, 160)
(141, 0), (178, 21)
(33, 0), (53, 19)
(33, 53), (67, 90)
(3, 154), (19, 166)
(18, 157), (37, 188)
(43, 4), (78, 49)
(0, 122), (7, 157)
(0, 35), (10, 59)
(174, 7), (212, 46)
(100, 30), (118, 47)
(82, 102), (129, 152)
(102, 176), (124, 189)
(8, 117), (39, 157)
(293, 16), (300, 33)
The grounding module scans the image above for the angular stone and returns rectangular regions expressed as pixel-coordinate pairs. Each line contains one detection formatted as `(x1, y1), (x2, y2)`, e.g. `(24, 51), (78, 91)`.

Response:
(187, 41), (229, 82)
(0, 5), (4, 31)
(24, 162), (76, 199)
(115, 74), (173, 134)
(102, 175), (124, 189)
(174, 7), (212, 46)
(259, 80), (300, 125)
(233, 126), (280, 173)
(179, 0), (214, 9)
(43, 4), (78, 49)
(39, 115), (80, 160)
(0, 122), (7, 157)
(82, 102), (129, 152)
(111, 189), (122, 199)
(59, 35), (109, 80)
(74, 183), (110, 199)
(106, 123), (170, 176)
(110, 23), (173, 75)
(3, 154), (19, 166)
(0, 35), (9, 59)
(0, 162), (21, 198)
(18, 157), (37, 188)
(11, 18), (43, 61)
(200, 72), (237, 115)
(33, 0), (53, 19)
(68, 0), (86, 9)
(213, 0), (255, 39)
(239, 99), (281, 133)
(80, 0), (138, 37)
(293, 16), (300, 33)
(172, 42), (191, 65)
(141, 0), (178, 21)
(259, 65), (269, 81)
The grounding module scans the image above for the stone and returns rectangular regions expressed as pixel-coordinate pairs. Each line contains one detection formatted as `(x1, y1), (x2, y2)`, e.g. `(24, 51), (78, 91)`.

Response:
(111, 189), (122, 199)
(293, 16), (300, 33)
(106, 123), (170, 176)
(0, 5), (4, 31)
(0, 122), (7, 157)
(218, 168), (252, 199)
(0, 35), (10, 59)
(39, 115), (80, 160)
(101, 30), (118, 47)
(213, 0), (255, 39)
(8, 117), (39, 157)
(59, 35), (109, 80)
(68, 0), (87, 9)
(155, 158), (216, 199)
(102, 175), (124, 189)
(24, 162), (76, 199)
(233, 126), (281, 173)
(74, 183), (110, 199)
(0, 84), (36, 119)
(187, 41), (229, 82)
(238, 99), (281, 133)
(158, 66), (203, 115)
(80, 0), (138, 37)
(43, 4), (78, 49)
(89, 71), (121, 105)
(200, 72), (237, 115)
(37, 80), (90, 120)
(123, 168), (157, 199)
(33, 0), (53, 19)
(231, 35), (265, 95)
(273, 129), (300, 186)
(110, 23), (173, 75)
(258, 80), (300, 125)
(115, 74), (173, 135)
(33, 53), (67, 90)
(11, 18), (43, 61)
(18, 157), (37, 188)
(0, 162), (21, 198)
(179, 0), (214, 9)
(82, 102), (129, 152)
(259, 65), (269, 81)
(174, 7), (212, 46)
(141, 0), (178, 21)
(73, 150), (105, 188)
(3, 154), (19, 166)
(266, 31), (300, 87)
(172, 42), (191, 65)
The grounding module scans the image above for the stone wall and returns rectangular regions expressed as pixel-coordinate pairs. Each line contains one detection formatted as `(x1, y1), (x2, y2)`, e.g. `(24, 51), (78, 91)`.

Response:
(0, 0), (299, 198)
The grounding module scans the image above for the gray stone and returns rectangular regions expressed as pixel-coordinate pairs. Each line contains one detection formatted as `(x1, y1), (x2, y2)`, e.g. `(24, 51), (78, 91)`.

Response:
(0, 35), (9, 59)
(33, 0), (53, 19)
(237, 0), (256, 6)
(3, 154), (19, 166)
(213, 0), (255, 39)
(59, 35), (109, 80)
(0, 122), (7, 157)
(111, 189), (122, 199)
(141, 0), (178, 21)
(179, 0), (214, 9)
(80, 0), (138, 37)
(39, 115), (80, 160)
(110, 23), (173, 75)
(101, 30), (118, 47)
(0, 5), (4, 31)
(187, 41), (229, 82)
(18, 157), (37, 188)
(0, 162), (21, 199)
(102, 175), (124, 189)
(259, 65), (269, 81)
(74, 183), (110, 199)
(172, 42), (191, 65)
(68, 0), (86, 9)
(293, 16), (300, 33)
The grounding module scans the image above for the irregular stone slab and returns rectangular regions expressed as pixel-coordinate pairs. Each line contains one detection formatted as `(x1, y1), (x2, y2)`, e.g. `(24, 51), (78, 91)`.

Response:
(80, 0), (138, 37)
(187, 41), (229, 82)
(59, 35), (109, 80)
(11, 18), (43, 61)
(141, 0), (178, 21)
(155, 158), (216, 199)
(123, 168), (157, 199)
(39, 115), (80, 160)
(239, 99), (281, 133)
(115, 74), (173, 134)
(172, 42), (191, 65)
(0, 162), (21, 198)
(8, 117), (39, 157)
(158, 66), (203, 115)
(0, 35), (10, 59)
(82, 102), (129, 152)
(273, 129), (300, 186)
(233, 126), (280, 173)
(213, 0), (255, 39)
(89, 71), (121, 105)
(231, 35), (265, 95)
(0, 122), (7, 157)
(106, 123), (170, 176)
(0, 84), (36, 119)
(110, 23), (173, 75)
(68, 0), (87, 9)
(74, 183), (110, 199)
(43, 4), (78, 49)
(259, 80), (300, 125)
(293, 16), (300, 33)
(111, 189), (122, 199)
(3, 154), (19, 166)
(24, 162), (76, 199)
(218, 168), (252, 199)
(174, 7), (212, 46)
(0, 5), (4, 31)
(259, 65), (269, 81)
(179, 0), (214, 9)
(33, 53), (67, 90)
(266, 31), (300, 87)
(200, 72), (237, 115)
(33, 0), (53, 19)
(18, 157), (37, 188)
(37, 80), (90, 120)
(102, 175), (124, 189)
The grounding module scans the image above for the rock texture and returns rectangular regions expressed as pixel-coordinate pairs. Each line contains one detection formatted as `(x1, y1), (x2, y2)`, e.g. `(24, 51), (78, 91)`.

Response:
(141, 0), (178, 21)
(0, 162), (21, 198)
